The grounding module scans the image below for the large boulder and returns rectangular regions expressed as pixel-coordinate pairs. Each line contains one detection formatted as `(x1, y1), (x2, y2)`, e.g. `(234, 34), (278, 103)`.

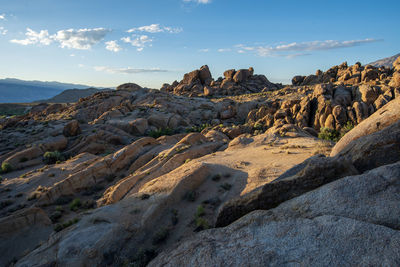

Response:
(331, 97), (400, 156)
(63, 120), (81, 137)
(150, 162), (400, 266)
(116, 83), (143, 91)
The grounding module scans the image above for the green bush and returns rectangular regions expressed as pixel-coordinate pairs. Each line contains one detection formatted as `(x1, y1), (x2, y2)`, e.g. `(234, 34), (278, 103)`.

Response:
(1, 162), (13, 173)
(340, 122), (354, 138)
(54, 218), (79, 232)
(186, 124), (211, 133)
(43, 151), (65, 164)
(69, 198), (82, 211)
(148, 128), (173, 138)
(318, 127), (340, 142)
(195, 217), (209, 230)
(131, 248), (157, 267)
(196, 205), (205, 217)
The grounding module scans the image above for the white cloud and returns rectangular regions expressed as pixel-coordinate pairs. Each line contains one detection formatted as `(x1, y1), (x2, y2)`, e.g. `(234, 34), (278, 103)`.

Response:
(198, 48), (209, 52)
(183, 0), (212, 4)
(218, 48), (231, 52)
(236, 38), (380, 57)
(121, 35), (153, 51)
(127, 24), (182, 34)
(0, 27), (7, 35)
(94, 66), (168, 74)
(105, 40), (122, 52)
(10, 27), (110, 50)
(10, 28), (53, 45)
(53, 28), (110, 50)
(0, 14), (5, 20)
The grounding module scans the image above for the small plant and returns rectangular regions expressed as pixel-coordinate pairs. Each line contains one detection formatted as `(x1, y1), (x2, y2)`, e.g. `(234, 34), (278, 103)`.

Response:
(152, 227), (170, 245)
(195, 217), (209, 231)
(253, 122), (263, 131)
(211, 173), (221, 182)
(54, 218), (79, 232)
(318, 127), (340, 142)
(220, 183), (232, 191)
(0, 176), (2, 183)
(184, 158), (191, 164)
(1, 162), (13, 173)
(340, 121), (354, 138)
(183, 190), (196, 202)
(43, 151), (65, 164)
(148, 128), (174, 139)
(55, 205), (64, 212)
(185, 124), (211, 133)
(195, 205), (205, 217)
(50, 211), (62, 222)
(69, 198), (82, 211)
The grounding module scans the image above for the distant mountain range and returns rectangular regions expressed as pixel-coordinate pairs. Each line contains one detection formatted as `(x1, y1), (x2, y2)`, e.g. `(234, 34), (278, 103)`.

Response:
(368, 53), (400, 68)
(37, 88), (110, 103)
(0, 78), (108, 103)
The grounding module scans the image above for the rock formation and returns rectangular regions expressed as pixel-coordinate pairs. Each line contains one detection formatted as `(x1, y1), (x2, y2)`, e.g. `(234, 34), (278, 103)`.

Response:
(0, 56), (399, 266)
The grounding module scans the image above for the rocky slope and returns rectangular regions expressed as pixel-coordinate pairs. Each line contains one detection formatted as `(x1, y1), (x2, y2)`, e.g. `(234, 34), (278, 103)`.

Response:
(0, 56), (399, 266)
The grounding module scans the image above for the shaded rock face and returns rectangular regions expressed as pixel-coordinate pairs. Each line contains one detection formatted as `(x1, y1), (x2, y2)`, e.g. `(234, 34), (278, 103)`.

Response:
(162, 66), (281, 97)
(63, 120), (81, 137)
(150, 162), (400, 267)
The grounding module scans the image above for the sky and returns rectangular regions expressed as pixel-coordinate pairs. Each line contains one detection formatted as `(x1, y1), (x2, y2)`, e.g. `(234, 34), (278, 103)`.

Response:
(0, 0), (399, 88)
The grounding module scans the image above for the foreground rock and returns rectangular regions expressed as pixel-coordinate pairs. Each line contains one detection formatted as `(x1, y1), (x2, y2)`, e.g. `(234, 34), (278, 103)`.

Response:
(150, 162), (400, 266)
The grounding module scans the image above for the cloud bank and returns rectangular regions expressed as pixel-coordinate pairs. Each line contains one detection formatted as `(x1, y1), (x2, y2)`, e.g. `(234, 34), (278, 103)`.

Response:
(127, 24), (182, 34)
(94, 66), (169, 74)
(183, 0), (212, 4)
(10, 27), (110, 50)
(121, 35), (153, 51)
(105, 40), (122, 52)
(235, 38), (380, 57)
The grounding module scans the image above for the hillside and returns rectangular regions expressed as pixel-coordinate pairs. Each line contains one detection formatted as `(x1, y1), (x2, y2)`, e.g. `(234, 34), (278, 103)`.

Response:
(37, 88), (111, 103)
(0, 78), (100, 103)
(368, 53), (400, 67)
(0, 57), (399, 266)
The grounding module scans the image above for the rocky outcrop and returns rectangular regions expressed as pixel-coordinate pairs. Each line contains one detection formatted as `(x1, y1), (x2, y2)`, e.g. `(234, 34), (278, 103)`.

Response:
(162, 66), (281, 97)
(0, 208), (52, 266)
(216, 117), (400, 227)
(331, 97), (400, 156)
(150, 162), (400, 266)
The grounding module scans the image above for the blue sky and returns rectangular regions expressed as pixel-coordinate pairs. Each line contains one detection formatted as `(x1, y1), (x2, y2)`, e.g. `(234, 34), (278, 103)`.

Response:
(0, 0), (399, 88)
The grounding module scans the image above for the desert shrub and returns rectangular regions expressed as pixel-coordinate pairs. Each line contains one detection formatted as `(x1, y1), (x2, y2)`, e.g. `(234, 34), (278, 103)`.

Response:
(183, 190), (197, 202)
(211, 173), (221, 181)
(54, 218), (79, 232)
(0, 176), (2, 183)
(55, 205), (63, 212)
(148, 128), (173, 138)
(43, 151), (65, 164)
(50, 211), (62, 222)
(340, 121), (354, 138)
(253, 122), (263, 131)
(195, 205), (205, 217)
(185, 124), (211, 133)
(220, 183), (232, 191)
(152, 227), (170, 245)
(1, 162), (13, 173)
(195, 217), (209, 231)
(318, 127), (340, 142)
(69, 198), (82, 211)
